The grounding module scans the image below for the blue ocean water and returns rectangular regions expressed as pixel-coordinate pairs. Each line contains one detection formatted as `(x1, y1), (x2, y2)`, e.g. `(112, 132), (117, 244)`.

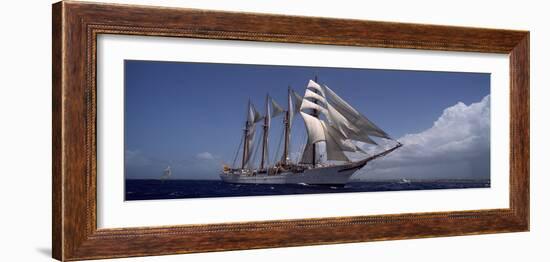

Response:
(125, 179), (490, 201)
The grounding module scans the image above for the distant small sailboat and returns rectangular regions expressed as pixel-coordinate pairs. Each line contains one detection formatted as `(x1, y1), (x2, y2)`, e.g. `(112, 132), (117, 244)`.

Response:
(398, 178), (411, 184)
(161, 165), (172, 180)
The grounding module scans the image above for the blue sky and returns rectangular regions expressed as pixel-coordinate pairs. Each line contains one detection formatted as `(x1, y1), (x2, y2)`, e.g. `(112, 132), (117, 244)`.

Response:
(124, 60), (490, 180)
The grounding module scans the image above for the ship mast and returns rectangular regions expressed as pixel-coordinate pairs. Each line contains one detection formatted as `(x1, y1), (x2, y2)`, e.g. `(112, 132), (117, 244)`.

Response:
(241, 122), (249, 169)
(282, 87), (291, 165)
(241, 100), (251, 169)
(311, 75), (319, 166)
(260, 95), (270, 171)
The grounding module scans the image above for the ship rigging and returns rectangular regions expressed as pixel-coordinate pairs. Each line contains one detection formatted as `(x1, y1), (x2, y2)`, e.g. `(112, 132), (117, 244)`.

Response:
(221, 78), (402, 185)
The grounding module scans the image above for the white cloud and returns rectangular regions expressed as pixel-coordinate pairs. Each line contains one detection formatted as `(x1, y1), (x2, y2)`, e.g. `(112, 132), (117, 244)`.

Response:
(355, 95), (490, 181)
(196, 152), (215, 160)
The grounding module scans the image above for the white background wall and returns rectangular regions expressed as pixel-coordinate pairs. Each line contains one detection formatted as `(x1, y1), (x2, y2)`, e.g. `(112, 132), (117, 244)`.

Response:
(0, 0), (547, 261)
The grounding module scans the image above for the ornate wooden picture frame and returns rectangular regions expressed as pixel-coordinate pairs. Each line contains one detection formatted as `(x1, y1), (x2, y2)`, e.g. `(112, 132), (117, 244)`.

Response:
(52, 1), (529, 261)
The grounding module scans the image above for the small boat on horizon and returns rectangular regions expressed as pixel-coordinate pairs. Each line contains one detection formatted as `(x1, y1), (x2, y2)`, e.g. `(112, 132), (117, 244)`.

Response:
(160, 165), (172, 181)
(398, 178), (411, 184)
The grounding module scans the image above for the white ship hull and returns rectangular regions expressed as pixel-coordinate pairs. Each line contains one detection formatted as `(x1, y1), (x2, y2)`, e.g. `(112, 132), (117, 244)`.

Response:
(220, 143), (402, 185)
(220, 161), (366, 185)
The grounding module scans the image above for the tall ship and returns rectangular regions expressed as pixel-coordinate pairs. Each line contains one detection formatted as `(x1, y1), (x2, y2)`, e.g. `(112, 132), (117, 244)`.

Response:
(220, 78), (402, 185)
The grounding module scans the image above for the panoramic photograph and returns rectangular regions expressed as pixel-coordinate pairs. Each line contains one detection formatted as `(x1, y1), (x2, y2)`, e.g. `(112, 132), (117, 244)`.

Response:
(124, 60), (490, 201)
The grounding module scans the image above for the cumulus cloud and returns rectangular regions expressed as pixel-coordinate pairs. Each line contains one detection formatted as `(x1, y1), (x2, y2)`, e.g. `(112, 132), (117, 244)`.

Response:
(196, 152), (215, 160)
(354, 95), (490, 181)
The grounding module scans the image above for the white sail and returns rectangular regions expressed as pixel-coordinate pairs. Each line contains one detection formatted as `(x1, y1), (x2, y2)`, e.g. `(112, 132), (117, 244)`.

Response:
(298, 80), (328, 165)
(300, 142), (314, 164)
(323, 84), (391, 139)
(298, 79), (392, 164)
(243, 102), (261, 168)
(291, 89), (303, 114)
(243, 125), (256, 168)
(326, 102), (356, 132)
(260, 96), (285, 169)
(347, 129), (378, 145)
(261, 96), (270, 169)
(288, 90), (295, 128)
(271, 98), (284, 118)
(287, 89), (302, 136)
(323, 121), (360, 152)
(304, 89), (326, 105)
(248, 102), (263, 124)
(307, 79), (325, 95)
(301, 98), (328, 116)
(282, 88), (302, 163)
(322, 122), (350, 162)
(300, 112), (325, 144)
(325, 102), (378, 145)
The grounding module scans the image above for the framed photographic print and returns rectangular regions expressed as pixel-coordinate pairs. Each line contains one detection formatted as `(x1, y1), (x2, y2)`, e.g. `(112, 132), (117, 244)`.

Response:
(52, 1), (529, 261)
